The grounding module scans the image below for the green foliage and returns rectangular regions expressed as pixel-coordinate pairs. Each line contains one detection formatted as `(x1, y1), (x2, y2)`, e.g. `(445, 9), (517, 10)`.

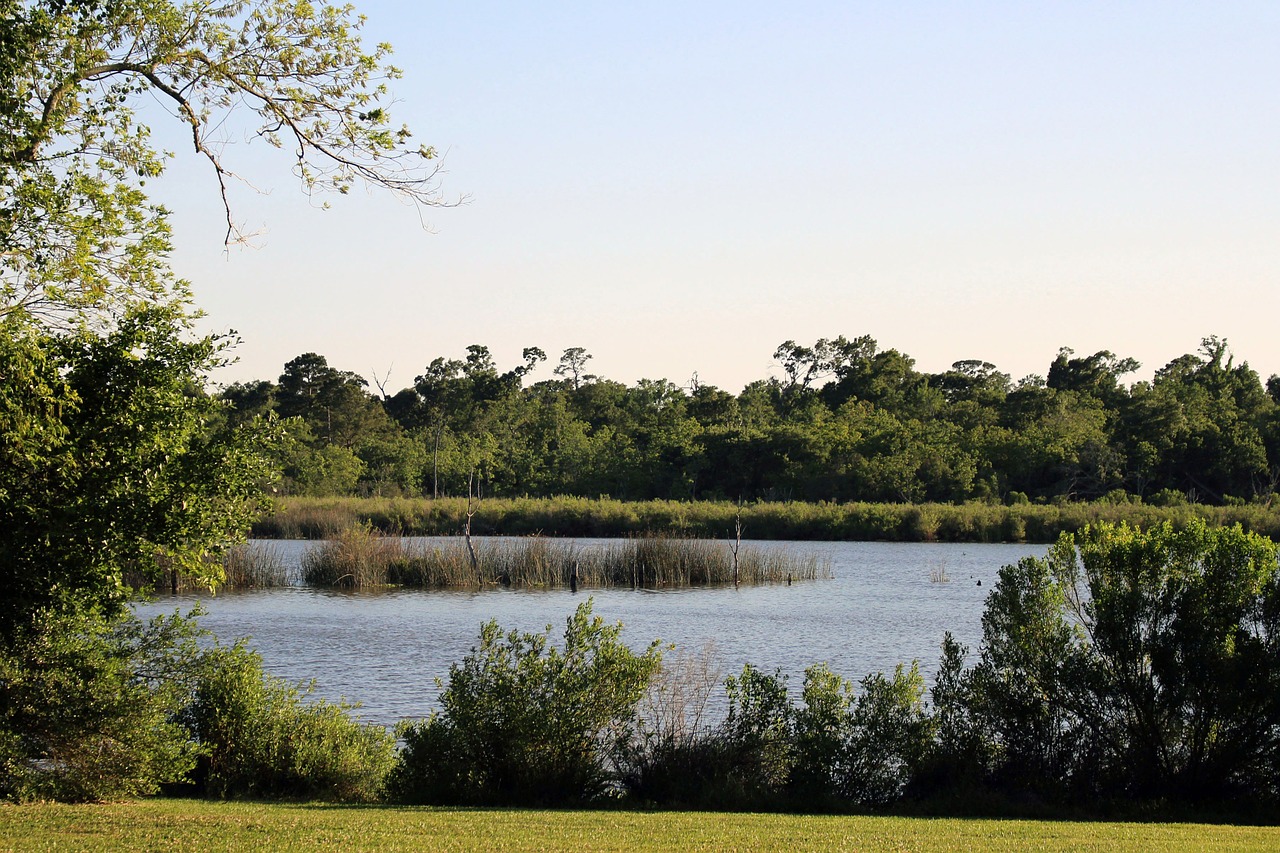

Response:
(185, 642), (396, 802)
(721, 665), (795, 798)
(388, 600), (663, 806)
(0, 308), (280, 636)
(277, 425), (366, 496)
(2, 0), (445, 326)
(618, 663), (803, 810)
(792, 662), (932, 807)
(0, 607), (204, 802)
(228, 329), (1280, 512)
(956, 520), (1280, 807)
(257, 494), (1280, 544)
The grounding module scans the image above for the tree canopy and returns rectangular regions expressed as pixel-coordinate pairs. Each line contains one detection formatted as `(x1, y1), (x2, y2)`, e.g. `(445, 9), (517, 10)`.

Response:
(1, 0), (449, 326)
(224, 336), (1280, 508)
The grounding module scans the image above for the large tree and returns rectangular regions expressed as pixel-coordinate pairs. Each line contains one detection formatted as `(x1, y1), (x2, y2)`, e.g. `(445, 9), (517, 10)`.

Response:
(1, 0), (449, 326)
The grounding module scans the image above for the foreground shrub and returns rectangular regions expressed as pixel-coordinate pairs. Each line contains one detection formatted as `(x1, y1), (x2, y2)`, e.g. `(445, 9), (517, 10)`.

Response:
(0, 608), (202, 802)
(615, 663), (796, 810)
(387, 601), (662, 806)
(945, 520), (1280, 809)
(791, 663), (933, 807)
(185, 643), (395, 801)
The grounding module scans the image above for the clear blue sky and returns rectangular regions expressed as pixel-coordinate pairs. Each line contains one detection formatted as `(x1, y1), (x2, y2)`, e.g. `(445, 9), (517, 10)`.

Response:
(156, 1), (1280, 393)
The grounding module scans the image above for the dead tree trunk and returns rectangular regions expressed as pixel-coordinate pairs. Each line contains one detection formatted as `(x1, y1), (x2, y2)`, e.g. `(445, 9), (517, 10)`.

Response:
(464, 471), (479, 583)
(729, 502), (742, 588)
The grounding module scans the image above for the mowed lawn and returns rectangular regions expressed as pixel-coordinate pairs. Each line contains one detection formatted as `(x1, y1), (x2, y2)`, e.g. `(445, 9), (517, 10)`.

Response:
(2, 801), (1278, 852)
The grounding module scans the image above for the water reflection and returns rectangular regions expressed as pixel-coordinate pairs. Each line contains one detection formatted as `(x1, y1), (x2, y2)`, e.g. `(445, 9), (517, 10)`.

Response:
(134, 539), (1044, 727)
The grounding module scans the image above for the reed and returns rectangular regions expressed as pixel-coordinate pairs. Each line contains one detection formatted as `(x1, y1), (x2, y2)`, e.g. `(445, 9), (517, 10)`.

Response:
(125, 544), (291, 593)
(301, 525), (400, 589)
(221, 542), (291, 589)
(301, 530), (827, 590)
(257, 495), (1280, 544)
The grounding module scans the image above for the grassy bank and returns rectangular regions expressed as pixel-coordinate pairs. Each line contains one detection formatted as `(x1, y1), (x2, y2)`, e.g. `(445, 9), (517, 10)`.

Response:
(253, 495), (1280, 543)
(4, 800), (1278, 852)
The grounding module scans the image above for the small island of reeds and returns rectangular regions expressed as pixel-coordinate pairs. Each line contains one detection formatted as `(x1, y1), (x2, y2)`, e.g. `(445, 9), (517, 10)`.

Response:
(300, 528), (827, 590)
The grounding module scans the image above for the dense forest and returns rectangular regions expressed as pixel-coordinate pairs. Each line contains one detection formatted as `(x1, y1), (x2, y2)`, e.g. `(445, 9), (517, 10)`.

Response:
(220, 335), (1280, 507)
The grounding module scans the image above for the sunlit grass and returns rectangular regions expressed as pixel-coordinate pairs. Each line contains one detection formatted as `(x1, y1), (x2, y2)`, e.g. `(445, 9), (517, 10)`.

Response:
(3, 800), (1277, 852)
(254, 495), (1280, 544)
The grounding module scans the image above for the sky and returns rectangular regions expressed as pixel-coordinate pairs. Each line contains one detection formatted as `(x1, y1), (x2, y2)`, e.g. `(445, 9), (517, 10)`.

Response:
(153, 1), (1280, 394)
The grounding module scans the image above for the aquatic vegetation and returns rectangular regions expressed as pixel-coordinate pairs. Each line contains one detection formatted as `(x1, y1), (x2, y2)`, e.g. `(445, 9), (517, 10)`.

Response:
(300, 527), (828, 590)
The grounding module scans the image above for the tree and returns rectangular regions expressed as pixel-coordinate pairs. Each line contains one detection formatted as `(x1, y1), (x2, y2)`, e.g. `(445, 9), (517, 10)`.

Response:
(958, 520), (1280, 806)
(0, 0), (438, 803)
(2, 0), (450, 326)
(0, 307), (279, 636)
(1046, 348), (1139, 407)
(554, 346), (596, 391)
(0, 606), (206, 802)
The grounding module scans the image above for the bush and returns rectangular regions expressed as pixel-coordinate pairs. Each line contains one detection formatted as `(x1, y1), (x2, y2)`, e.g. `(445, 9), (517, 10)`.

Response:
(792, 662), (932, 807)
(952, 520), (1280, 808)
(185, 643), (395, 801)
(0, 608), (203, 802)
(387, 600), (662, 806)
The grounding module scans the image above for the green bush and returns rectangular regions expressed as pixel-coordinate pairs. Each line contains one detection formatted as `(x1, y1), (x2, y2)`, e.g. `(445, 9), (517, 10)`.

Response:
(0, 608), (203, 803)
(185, 643), (395, 801)
(387, 600), (662, 806)
(792, 662), (932, 807)
(953, 520), (1280, 808)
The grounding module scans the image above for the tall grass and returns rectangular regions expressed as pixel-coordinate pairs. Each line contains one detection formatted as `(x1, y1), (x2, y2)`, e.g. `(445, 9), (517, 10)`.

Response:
(127, 544), (291, 593)
(301, 528), (828, 590)
(256, 495), (1280, 543)
(222, 543), (290, 589)
(301, 526), (403, 588)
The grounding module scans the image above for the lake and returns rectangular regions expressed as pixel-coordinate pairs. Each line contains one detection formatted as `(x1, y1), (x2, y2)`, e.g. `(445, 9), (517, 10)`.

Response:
(134, 539), (1045, 728)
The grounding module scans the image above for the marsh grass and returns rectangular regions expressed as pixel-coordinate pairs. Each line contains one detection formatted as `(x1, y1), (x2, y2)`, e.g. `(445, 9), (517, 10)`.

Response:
(301, 527), (828, 590)
(301, 525), (402, 588)
(125, 544), (291, 593)
(256, 495), (1280, 543)
(221, 542), (290, 589)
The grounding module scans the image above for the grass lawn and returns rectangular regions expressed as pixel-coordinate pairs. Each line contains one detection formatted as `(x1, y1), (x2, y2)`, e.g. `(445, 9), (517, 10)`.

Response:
(2, 800), (1278, 852)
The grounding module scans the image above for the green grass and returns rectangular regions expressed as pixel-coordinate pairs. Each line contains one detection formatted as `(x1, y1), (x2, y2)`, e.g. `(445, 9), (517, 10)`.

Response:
(253, 495), (1280, 544)
(3, 800), (1278, 852)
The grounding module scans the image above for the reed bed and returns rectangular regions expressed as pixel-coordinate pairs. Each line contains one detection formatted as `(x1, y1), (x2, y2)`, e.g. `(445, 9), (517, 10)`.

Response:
(301, 525), (404, 588)
(126, 543), (292, 593)
(256, 495), (1280, 544)
(300, 528), (828, 590)
(221, 542), (291, 589)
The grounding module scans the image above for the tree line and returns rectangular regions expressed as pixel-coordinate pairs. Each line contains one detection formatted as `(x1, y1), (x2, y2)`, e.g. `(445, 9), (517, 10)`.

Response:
(221, 336), (1280, 506)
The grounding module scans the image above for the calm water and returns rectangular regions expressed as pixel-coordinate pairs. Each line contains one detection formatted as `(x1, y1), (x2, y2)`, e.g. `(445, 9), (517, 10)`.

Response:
(134, 539), (1044, 727)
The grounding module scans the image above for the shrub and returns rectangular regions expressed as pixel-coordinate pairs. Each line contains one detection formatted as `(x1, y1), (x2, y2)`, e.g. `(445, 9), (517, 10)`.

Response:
(791, 662), (933, 807)
(0, 608), (203, 802)
(184, 643), (395, 801)
(618, 664), (797, 810)
(953, 520), (1280, 808)
(387, 600), (662, 806)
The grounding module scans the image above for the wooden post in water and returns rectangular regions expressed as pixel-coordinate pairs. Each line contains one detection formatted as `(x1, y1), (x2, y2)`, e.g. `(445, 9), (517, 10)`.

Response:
(729, 503), (742, 588)
(464, 472), (479, 584)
